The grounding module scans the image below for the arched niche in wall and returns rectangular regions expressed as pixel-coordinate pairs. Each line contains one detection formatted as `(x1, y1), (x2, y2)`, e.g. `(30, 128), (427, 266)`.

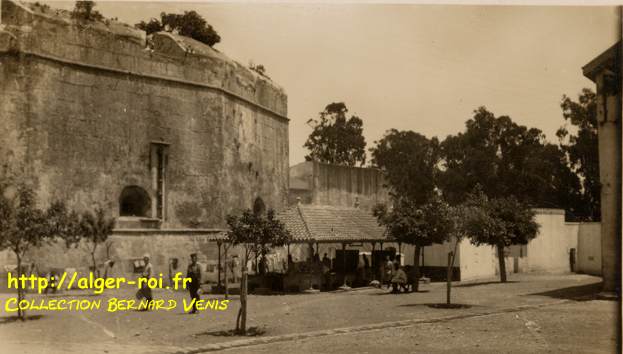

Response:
(119, 186), (151, 217)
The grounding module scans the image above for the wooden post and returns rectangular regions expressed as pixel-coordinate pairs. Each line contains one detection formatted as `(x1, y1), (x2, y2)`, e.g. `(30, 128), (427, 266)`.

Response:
(224, 244), (229, 299)
(286, 243), (290, 272)
(342, 243), (347, 286)
(239, 268), (248, 334)
(217, 241), (222, 289)
(371, 242), (376, 280)
(447, 251), (453, 305)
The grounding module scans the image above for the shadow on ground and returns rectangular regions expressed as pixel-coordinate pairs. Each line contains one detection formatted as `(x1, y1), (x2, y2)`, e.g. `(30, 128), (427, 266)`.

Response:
(398, 303), (475, 309)
(0, 314), (44, 325)
(370, 290), (430, 296)
(527, 282), (603, 301)
(195, 326), (266, 337)
(455, 280), (519, 288)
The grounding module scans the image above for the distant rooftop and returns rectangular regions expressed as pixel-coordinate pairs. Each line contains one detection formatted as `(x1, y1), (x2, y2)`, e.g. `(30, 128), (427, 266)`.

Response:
(278, 204), (388, 243)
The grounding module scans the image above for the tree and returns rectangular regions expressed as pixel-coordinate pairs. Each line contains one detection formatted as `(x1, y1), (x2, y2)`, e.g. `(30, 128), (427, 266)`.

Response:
(374, 195), (454, 292)
(439, 107), (582, 212)
(47, 201), (82, 250)
(557, 89), (600, 221)
(249, 62), (269, 79)
(304, 102), (367, 166)
(0, 184), (57, 319)
(135, 11), (221, 47)
(370, 129), (440, 204)
(79, 208), (115, 278)
(226, 207), (291, 334)
(462, 189), (539, 283)
(445, 205), (466, 305)
(71, 1), (104, 22)
(220, 241), (233, 300)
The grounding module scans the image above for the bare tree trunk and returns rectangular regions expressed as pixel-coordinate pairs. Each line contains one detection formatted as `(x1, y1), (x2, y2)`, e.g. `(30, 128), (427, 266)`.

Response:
(497, 244), (507, 283)
(91, 246), (99, 278)
(238, 269), (248, 334)
(224, 246), (229, 300)
(412, 245), (421, 292)
(217, 242), (222, 290)
(104, 242), (113, 280)
(447, 237), (460, 305)
(446, 252), (453, 304)
(16, 254), (24, 320)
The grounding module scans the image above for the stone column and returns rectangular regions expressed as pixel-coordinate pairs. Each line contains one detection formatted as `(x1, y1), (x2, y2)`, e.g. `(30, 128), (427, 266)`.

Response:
(595, 70), (622, 294)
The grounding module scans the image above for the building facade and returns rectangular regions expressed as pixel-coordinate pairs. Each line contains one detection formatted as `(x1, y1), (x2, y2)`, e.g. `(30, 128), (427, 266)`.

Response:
(582, 41), (621, 294)
(289, 161), (390, 210)
(0, 0), (288, 277)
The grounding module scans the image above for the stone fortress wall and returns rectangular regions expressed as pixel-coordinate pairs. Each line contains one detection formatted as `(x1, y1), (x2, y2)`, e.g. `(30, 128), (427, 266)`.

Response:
(0, 0), (289, 229)
(0, 0), (288, 279)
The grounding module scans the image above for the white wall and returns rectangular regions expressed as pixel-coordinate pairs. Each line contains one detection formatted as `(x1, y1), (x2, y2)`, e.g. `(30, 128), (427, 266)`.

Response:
(526, 209), (578, 273)
(416, 209), (599, 281)
(576, 222), (602, 275)
(459, 240), (496, 281)
(421, 239), (458, 267)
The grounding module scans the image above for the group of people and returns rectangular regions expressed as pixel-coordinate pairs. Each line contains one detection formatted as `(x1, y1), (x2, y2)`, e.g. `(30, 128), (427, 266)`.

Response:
(136, 253), (203, 314)
(380, 255), (409, 293)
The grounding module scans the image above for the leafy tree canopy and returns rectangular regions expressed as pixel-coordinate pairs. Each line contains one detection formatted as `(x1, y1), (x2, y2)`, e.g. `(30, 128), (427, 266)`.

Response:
(374, 195), (455, 291)
(136, 11), (221, 47)
(373, 195), (454, 248)
(226, 208), (291, 260)
(80, 208), (115, 248)
(46, 201), (82, 249)
(462, 188), (539, 248)
(439, 107), (582, 212)
(0, 183), (81, 319)
(304, 102), (367, 167)
(556, 89), (600, 221)
(71, 1), (104, 22)
(370, 129), (439, 205)
(462, 188), (539, 282)
(0, 185), (49, 257)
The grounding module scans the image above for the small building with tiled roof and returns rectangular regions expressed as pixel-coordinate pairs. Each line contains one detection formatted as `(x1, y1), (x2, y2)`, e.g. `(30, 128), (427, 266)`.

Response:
(278, 204), (389, 243)
(275, 202), (414, 274)
(273, 202), (412, 290)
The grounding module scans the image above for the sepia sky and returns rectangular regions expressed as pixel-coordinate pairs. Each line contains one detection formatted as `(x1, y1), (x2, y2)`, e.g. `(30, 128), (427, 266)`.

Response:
(40, 2), (620, 165)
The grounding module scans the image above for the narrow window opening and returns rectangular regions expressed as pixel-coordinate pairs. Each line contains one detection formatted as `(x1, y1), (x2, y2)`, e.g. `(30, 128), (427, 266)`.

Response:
(151, 143), (169, 220)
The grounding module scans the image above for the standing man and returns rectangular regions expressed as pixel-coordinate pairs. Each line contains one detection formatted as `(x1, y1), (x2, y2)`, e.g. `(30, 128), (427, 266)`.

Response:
(385, 256), (394, 289)
(186, 253), (202, 314)
(136, 254), (153, 310)
(322, 253), (331, 290)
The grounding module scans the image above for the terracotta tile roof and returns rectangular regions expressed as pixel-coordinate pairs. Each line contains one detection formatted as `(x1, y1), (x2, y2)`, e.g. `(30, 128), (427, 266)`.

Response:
(277, 204), (389, 243)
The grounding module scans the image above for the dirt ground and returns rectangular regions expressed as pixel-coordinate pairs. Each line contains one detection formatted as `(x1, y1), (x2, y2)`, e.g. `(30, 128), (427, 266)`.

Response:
(227, 300), (618, 354)
(0, 273), (618, 353)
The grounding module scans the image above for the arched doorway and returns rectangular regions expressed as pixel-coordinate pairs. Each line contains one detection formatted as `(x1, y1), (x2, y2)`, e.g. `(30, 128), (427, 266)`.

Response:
(119, 186), (151, 217)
